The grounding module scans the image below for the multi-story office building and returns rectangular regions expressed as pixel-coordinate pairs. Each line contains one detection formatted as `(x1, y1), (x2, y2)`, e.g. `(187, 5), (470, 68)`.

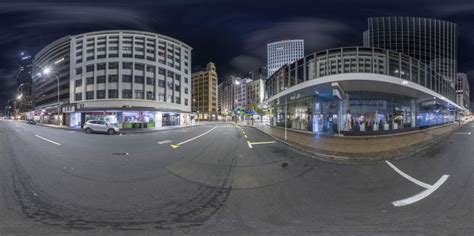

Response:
(14, 54), (34, 118)
(33, 30), (192, 128)
(455, 73), (470, 112)
(33, 36), (71, 124)
(265, 46), (462, 135)
(234, 78), (252, 111)
(218, 77), (234, 115)
(191, 62), (218, 120)
(365, 17), (457, 84)
(218, 76), (250, 115)
(267, 40), (304, 78)
(246, 79), (265, 107)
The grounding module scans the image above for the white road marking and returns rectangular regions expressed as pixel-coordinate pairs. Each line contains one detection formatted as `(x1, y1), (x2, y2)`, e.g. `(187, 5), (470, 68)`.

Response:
(244, 135), (248, 138)
(35, 134), (61, 146)
(170, 126), (217, 149)
(158, 140), (172, 144)
(177, 126), (217, 145)
(454, 132), (471, 135)
(392, 175), (449, 207)
(386, 160), (449, 207)
(247, 140), (253, 148)
(248, 141), (277, 145)
(385, 161), (431, 189)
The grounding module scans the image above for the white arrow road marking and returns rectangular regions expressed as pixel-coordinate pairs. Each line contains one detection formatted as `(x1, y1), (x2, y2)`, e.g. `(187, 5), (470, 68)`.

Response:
(35, 134), (61, 146)
(386, 161), (449, 207)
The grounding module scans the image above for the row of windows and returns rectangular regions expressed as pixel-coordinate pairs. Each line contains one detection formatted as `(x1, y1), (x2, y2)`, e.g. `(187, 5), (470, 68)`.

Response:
(75, 90), (188, 104)
(76, 63), (189, 79)
(74, 76), (188, 94)
(74, 54), (185, 70)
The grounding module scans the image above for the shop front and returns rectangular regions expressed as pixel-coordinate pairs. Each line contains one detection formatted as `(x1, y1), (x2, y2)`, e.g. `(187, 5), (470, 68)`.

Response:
(68, 110), (189, 129)
(270, 91), (456, 136)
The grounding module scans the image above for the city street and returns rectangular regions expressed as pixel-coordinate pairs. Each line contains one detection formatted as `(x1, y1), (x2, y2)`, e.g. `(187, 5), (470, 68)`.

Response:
(0, 120), (474, 235)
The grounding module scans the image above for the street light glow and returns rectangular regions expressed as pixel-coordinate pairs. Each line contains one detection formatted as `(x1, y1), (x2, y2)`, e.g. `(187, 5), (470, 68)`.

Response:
(17, 94), (22, 100)
(42, 67), (51, 75)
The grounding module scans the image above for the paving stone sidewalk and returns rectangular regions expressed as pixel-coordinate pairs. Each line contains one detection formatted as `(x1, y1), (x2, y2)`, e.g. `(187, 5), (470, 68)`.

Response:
(244, 121), (466, 161)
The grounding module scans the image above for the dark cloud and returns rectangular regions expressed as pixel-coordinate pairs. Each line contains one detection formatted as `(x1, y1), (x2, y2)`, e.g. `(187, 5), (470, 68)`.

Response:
(229, 55), (265, 73)
(1, 0), (474, 109)
(227, 18), (352, 73)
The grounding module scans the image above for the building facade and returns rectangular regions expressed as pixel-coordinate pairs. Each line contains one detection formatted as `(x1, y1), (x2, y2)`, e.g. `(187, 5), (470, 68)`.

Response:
(191, 62), (218, 120)
(14, 54), (34, 119)
(455, 73), (470, 113)
(32, 36), (71, 124)
(267, 40), (304, 78)
(265, 46), (462, 135)
(365, 17), (457, 84)
(218, 77), (236, 115)
(218, 76), (251, 115)
(246, 79), (265, 107)
(234, 77), (252, 111)
(33, 30), (192, 128)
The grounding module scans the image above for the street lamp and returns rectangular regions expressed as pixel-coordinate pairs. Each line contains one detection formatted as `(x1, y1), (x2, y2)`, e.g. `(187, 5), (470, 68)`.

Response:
(17, 94), (23, 100)
(37, 66), (61, 126)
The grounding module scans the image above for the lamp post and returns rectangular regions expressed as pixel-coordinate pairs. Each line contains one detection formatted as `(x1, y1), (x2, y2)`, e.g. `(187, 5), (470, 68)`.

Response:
(16, 83), (27, 119)
(17, 93), (23, 115)
(38, 66), (61, 126)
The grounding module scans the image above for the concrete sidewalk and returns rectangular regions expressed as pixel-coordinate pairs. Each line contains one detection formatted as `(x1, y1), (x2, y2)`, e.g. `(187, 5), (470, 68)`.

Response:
(243, 121), (467, 161)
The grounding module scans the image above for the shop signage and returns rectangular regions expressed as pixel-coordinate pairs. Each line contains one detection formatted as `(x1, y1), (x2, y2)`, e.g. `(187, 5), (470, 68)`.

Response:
(62, 105), (76, 113)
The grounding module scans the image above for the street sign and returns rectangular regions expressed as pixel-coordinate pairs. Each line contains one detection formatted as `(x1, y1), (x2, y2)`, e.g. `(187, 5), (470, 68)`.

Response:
(62, 105), (76, 113)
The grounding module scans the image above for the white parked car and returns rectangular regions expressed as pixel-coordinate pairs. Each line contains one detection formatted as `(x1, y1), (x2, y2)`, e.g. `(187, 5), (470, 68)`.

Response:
(83, 120), (119, 135)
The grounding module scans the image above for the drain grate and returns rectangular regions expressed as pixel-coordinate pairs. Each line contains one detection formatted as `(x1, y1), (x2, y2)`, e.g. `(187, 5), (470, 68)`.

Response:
(112, 152), (130, 156)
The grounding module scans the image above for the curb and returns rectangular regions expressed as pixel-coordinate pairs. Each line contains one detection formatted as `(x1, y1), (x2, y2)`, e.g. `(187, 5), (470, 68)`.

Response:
(35, 123), (80, 132)
(241, 122), (467, 163)
(120, 124), (203, 135)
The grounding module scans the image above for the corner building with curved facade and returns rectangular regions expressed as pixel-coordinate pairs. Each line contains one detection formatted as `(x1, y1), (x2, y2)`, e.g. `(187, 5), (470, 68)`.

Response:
(33, 30), (192, 128)
(265, 47), (462, 135)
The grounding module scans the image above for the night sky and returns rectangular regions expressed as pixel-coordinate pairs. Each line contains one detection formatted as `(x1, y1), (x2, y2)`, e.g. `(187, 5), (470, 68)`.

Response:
(1, 0), (474, 109)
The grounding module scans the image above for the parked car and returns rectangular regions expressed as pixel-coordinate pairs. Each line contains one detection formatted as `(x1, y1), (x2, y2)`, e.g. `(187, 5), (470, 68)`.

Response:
(83, 120), (119, 135)
(26, 119), (36, 125)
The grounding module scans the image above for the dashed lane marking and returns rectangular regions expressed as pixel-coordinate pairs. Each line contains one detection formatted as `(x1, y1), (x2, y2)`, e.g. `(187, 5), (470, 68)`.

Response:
(453, 132), (471, 135)
(248, 141), (277, 145)
(35, 134), (62, 146)
(247, 141), (252, 148)
(386, 160), (449, 207)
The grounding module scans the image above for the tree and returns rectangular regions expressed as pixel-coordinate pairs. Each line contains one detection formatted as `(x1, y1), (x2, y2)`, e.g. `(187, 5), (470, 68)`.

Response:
(247, 103), (258, 113)
(256, 107), (266, 122)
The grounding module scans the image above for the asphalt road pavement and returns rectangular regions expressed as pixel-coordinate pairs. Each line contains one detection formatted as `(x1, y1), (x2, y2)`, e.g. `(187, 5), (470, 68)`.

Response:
(1, 120), (473, 235)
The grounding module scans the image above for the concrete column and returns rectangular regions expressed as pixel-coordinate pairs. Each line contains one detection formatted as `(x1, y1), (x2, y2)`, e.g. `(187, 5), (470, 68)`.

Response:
(410, 98), (416, 128)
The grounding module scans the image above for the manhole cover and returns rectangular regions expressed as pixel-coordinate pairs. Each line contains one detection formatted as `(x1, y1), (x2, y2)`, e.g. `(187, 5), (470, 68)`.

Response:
(281, 162), (288, 168)
(112, 152), (130, 156)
